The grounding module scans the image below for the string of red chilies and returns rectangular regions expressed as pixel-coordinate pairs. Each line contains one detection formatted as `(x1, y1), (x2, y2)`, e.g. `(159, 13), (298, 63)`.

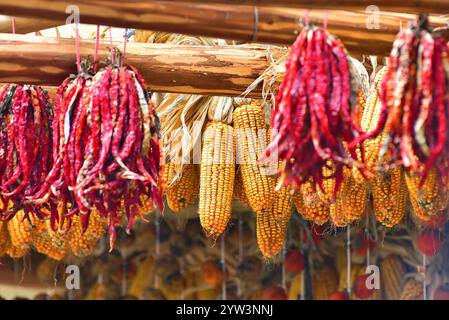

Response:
(26, 55), (163, 248)
(266, 26), (371, 195)
(0, 84), (54, 220)
(375, 16), (449, 186)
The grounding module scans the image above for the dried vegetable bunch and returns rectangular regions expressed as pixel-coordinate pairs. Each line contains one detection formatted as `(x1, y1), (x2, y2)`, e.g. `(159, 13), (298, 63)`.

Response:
(266, 25), (375, 196)
(374, 15), (449, 186)
(28, 52), (163, 248)
(0, 84), (53, 219)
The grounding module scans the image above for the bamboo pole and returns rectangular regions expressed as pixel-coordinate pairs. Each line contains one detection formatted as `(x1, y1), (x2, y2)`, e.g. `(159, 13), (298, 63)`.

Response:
(0, 1), (447, 55)
(0, 33), (273, 97)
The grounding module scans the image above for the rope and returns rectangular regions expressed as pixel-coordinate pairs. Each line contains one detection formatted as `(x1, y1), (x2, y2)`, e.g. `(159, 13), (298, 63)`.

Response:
(109, 27), (114, 65)
(75, 21), (81, 73)
(423, 254), (427, 300)
(304, 10), (310, 27)
(346, 225), (352, 295)
(252, 6), (259, 42)
(221, 234), (227, 300)
(11, 17), (16, 34)
(323, 10), (328, 29)
(123, 28), (128, 63)
(93, 25), (100, 72)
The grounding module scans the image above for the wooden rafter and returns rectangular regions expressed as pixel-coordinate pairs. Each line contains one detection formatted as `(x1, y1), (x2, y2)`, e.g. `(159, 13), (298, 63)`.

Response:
(0, 33), (275, 97)
(0, 1), (448, 55)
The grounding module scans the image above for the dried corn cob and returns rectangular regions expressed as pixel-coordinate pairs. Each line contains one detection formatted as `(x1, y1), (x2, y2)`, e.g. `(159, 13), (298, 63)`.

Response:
(352, 67), (389, 183)
(256, 185), (292, 258)
(233, 102), (275, 213)
(233, 168), (249, 207)
(330, 170), (368, 227)
(317, 161), (338, 204)
(162, 162), (176, 192)
(380, 255), (407, 300)
(31, 219), (67, 261)
(6, 243), (29, 258)
(312, 265), (339, 300)
(400, 279), (424, 300)
(405, 168), (449, 215)
(371, 168), (408, 227)
(139, 195), (156, 215)
(7, 211), (32, 250)
(65, 211), (107, 257)
(0, 221), (9, 256)
(199, 122), (235, 237)
(166, 164), (199, 212)
(293, 182), (330, 225)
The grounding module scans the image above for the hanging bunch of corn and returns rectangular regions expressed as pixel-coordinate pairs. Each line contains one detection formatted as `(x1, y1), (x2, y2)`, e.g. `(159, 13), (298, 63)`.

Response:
(372, 16), (449, 187)
(256, 185), (292, 258)
(266, 25), (376, 194)
(233, 100), (276, 213)
(380, 255), (407, 300)
(0, 84), (54, 220)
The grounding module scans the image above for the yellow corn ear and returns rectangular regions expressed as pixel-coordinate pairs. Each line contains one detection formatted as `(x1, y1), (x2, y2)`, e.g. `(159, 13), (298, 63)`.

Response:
(405, 168), (449, 216)
(6, 243), (29, 258)
(380, 255), (407, 300)
(312, 265), (339, 300)
(233, 102), (275, 213)
(7, 211), (32, 250)
(330, 170), (368, 227)
(0, 221), (9, 256)
(256, 185), (292, 258)
(233, 168), (249, 207)
(371, 168), (408, 227)
(317, 161), (337, 204)
(400, 279), (424, 300)
(162, 162), (176, 193)
(66, 211), (107, 257)
(199, 122), (235, 237)
(166, 164), (199, 212)
(352, 67), (389, 183)
(31, 219), (67, 261)
(293, 182), (330, 225)
(139, 194), (156, 215)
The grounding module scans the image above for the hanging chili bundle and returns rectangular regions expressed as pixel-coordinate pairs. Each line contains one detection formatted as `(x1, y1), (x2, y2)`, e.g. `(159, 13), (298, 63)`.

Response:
(0, 84), (53, 220)
(75, 58), (163, 246)
(376, 15), (449, 185)
(266, 26), (372, 195)
(28, 52), (163, 248)
(26, 61), (94, 230)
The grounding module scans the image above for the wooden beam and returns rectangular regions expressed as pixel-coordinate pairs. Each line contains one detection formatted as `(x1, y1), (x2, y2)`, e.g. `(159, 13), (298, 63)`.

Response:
(0, 16), (58, 33)
(0, 1), (447, 55)
(140, 0), (449, 13)
(0, 33), (272, 97)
